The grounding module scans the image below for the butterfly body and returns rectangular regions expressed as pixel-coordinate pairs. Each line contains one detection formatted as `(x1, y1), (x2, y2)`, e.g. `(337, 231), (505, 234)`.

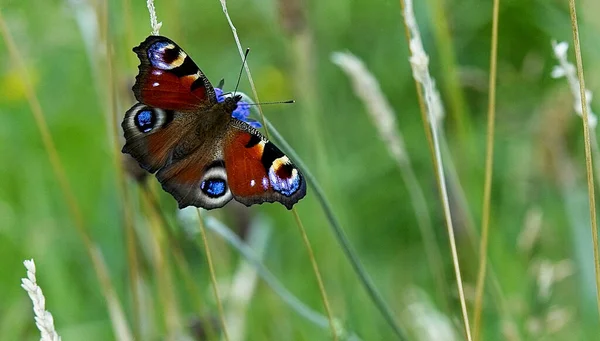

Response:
(122, 36), (306, 210)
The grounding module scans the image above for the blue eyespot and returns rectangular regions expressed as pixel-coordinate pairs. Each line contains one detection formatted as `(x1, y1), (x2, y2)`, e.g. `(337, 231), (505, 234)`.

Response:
(134, 110), (155, 133)
(268, 165), (300, 196)
(201, 179), (227, 198)
(147, 42), (175, 69)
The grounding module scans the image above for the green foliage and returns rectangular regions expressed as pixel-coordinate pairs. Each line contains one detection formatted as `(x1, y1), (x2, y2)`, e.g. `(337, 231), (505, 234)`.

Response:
(0, 0), (598, 339)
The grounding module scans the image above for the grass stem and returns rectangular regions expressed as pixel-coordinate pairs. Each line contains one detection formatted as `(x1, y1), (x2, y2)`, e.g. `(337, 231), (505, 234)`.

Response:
(0, 12), (133, 341)
(400, 0), (472, 339)
(291, 209), (339, 340)
(331, 51), (449, 312)
(218, 2), (339, 339)
(472, 0), (500, 338)
(196, 209), (231, 341)
(265, 119), (409, 340)
(568, 0), (600, 320)
(104, 18), (142, 340)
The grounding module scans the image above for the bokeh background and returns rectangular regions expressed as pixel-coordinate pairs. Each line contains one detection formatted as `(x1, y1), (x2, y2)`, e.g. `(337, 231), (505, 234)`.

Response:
(1, 0), (600, 339)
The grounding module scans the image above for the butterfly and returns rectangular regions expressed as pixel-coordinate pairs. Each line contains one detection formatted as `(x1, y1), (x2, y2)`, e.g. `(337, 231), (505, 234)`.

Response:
(121, 35), (306, 210)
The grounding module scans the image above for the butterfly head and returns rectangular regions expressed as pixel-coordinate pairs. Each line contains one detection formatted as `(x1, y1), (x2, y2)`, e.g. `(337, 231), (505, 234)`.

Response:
(223, 94), (242, 107)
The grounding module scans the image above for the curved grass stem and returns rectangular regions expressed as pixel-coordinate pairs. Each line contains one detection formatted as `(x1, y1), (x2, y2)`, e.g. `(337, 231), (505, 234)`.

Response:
(0, 12), (133, 341)
(265, 120), (409, 341)
(103, 15), (141, 339)
(331, 51), (449, 313)
(196, 209), (231, 341)
(472, 0), (500, 338)
(218, 1), (339, 339)
(203, 216), (363, 340)
(291, 209), (339, 340)
(568, 0), (600, 320)
(147, 191), (359, 339)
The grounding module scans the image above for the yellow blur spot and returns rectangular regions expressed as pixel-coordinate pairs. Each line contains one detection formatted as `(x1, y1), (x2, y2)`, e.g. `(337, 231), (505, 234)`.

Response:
(256, 66), (290, 100)
(0, 67), (39, 103)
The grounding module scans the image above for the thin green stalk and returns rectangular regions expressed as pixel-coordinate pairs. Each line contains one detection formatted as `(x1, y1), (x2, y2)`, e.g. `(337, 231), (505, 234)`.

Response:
(218, 2), (339, 339)
(265, 119), (409, 341)
(440, 132), (522, 339)
(331, 51), (449, 313)
(568, 0), (600, 319)
(429, 114), (473, 341)
(104, 18), (141, 341)
(146, 189), (348, 340)
(196, 209), (231, 341)
(591, 134), (600, 192)
(141, 189), (219, 340)
(291, 209), (339, 341)
(472, 0), (500, 338)
(0, 12), (133, 341)
(146, 198), (181, 337)
(142, 190), (204, 310)
(203, 216), (362, 340)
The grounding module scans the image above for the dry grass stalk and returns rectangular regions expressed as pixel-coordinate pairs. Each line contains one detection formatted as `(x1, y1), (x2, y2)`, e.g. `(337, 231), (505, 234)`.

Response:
(402, 0), (472, 339)
(196, 209), (231, 341)
(561, 0), (600, 319)
(21, 260), (61, 341)
(217, 2), (339, 339)
(472, 0), (500, 337)
(146, 0), (162, 35)
(331, 51), (448, 308)
(0, 12), (132, 341)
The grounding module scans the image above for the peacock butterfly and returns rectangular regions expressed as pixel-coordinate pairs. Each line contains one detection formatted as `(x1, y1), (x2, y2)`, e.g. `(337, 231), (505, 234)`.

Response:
(121, 35), (306, 209)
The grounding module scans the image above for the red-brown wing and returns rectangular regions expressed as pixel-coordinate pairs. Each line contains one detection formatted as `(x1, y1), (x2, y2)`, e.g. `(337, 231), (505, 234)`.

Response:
(122, 103), (233, 209)
(155, 150), (234, 210)
(132, 35), (217, 111)
(122, 103), (193, 173)
(223, 120), (306, 209)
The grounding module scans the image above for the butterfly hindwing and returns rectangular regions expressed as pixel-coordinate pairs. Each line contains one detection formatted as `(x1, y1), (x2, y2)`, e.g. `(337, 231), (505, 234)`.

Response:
(155, 150), (234, 209)
(122, 103), (183, 172)
(123, 102), (234, 209)
(223, 120), (306, 209)
(133, 35), (217, 111)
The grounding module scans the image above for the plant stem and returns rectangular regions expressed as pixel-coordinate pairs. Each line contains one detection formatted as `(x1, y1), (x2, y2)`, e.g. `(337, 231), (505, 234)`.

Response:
(472, 0), (500, 338)
(568, 0), (600, 321)
(196, 209), (231, 341)
(265, 119), (409, 341)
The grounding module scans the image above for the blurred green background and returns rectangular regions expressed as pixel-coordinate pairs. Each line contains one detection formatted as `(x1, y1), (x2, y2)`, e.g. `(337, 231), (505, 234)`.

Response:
(1, 0), (600, 339)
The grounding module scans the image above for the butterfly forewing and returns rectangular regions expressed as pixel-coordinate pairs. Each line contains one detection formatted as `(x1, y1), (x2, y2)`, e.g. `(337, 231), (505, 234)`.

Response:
(132, 35), (217, 111)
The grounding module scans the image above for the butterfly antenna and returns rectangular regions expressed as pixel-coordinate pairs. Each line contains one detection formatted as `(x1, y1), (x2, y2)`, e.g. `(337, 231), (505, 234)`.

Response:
(246, 100), (295, 105)
(233, 48), (250, 96)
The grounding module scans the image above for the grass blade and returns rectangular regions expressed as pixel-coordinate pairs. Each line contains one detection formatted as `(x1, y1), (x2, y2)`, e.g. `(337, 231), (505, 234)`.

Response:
(567, 0), (600, 321)
(264, 119), (409, 340)
(472, 0), (501, 337)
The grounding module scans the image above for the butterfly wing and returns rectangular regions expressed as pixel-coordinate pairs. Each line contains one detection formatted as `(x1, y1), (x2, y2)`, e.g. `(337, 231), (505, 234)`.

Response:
(132, 35), (217, 111)
(122, 103), (183, 172)
(123, 102), (234, 209)
(155, 150), (234, 210)
(223, 120), (306, 209)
